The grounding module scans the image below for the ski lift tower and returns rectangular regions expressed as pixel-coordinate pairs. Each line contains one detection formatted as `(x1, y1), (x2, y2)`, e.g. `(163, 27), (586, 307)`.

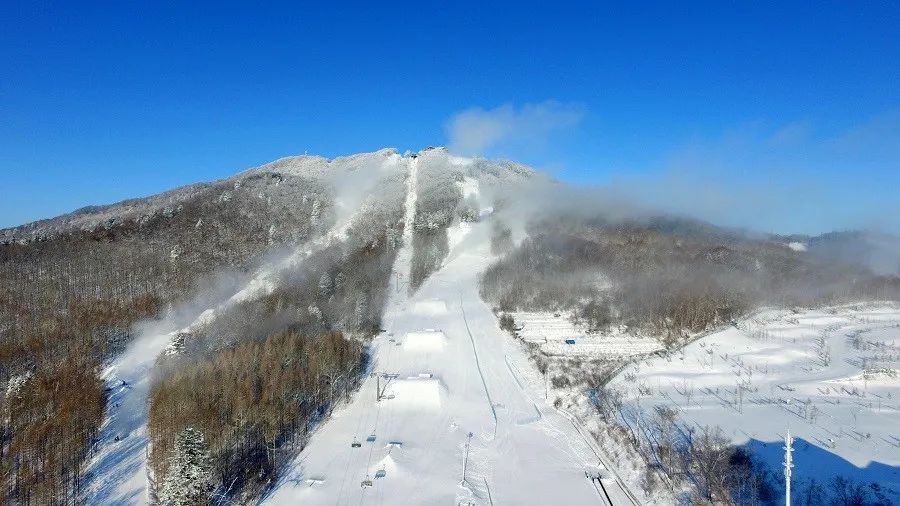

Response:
(783, 430), (794, 505)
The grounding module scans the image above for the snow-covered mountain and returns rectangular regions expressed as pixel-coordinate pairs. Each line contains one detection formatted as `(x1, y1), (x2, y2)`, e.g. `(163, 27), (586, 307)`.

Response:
(1, 148), (897, 505)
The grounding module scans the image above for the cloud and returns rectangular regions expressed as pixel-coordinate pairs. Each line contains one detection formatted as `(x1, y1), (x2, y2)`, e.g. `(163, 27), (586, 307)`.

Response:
(445, 101), (585, 155)
(610, 111), (900, 235)
(768, 120), (812, 147)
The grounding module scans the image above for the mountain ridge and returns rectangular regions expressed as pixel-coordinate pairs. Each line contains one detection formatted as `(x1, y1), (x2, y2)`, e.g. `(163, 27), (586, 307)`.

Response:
(0, 147), (538, 244)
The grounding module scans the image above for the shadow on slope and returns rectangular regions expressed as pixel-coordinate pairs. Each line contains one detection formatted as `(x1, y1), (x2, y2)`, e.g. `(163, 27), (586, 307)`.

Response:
(744, 438), (900, 503)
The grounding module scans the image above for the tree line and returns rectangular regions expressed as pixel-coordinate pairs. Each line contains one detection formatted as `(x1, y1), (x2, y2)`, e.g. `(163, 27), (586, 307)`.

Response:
(480, 217), (900, 346)
(149, 330), (363, 502)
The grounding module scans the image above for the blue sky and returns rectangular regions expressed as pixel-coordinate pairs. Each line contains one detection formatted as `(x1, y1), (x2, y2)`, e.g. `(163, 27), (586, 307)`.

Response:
(2, 2), (898, 233)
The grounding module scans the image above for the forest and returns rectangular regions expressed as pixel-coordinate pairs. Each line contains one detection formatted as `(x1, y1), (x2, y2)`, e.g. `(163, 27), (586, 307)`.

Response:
(481, 215), (900, 346)
(148, 330), (363, 502)
(143, 168), (406, 502)
(0, 168), (332, 504)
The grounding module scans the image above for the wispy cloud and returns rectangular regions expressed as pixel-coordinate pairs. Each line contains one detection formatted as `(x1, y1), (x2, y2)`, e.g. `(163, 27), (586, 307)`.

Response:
(445, 101), (585, 155)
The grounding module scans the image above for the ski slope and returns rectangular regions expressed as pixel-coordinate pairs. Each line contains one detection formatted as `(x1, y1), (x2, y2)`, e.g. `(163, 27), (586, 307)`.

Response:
(81, 151), (636, 504)
(80, 324), (173, 504)
(265, 164), (634, 505)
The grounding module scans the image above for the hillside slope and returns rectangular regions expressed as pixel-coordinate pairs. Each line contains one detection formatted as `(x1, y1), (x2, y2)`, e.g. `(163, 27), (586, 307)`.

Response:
(264, 164), (636, 506)
(1, 148), (897, 505)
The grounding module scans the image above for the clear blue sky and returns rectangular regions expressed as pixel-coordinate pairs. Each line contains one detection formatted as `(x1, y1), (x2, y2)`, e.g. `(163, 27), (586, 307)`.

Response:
(2, 2), (898, 233)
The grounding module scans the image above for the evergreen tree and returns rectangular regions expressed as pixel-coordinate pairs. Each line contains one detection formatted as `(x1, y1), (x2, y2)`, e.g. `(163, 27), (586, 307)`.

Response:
(334, 271), (346, 292)
(355, 293), (368, 330)
(318, 272), (334, 296)
(158, 427), (213, 506)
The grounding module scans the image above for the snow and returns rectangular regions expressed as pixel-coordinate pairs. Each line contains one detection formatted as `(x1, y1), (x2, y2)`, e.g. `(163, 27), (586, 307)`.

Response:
(401, 155), (419, 277)
(448, 154), (474, 166)
(788, 241), (808, 251)
(457, 176), (479, 199)
(81, 325), (177, 504)
(5, 371), (31, 398)
(411, 298), (448, 315)
(512, 312), (663, 358)
(447, 221), (473, 252)
(445, 176), (480, 252)
(382, 377), (446, 411)
(45, 147), (899, 504)
(402, 330), (447, 352)
(607, 304), (900, 499)
(263, 156), (632, 505)
(43, 148), (551, 505)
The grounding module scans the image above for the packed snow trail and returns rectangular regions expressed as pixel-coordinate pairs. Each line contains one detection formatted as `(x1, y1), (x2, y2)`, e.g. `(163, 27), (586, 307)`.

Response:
(80, 325), (174, 504)
(266, 162), (618, 504)
(400, 154), (419, 276)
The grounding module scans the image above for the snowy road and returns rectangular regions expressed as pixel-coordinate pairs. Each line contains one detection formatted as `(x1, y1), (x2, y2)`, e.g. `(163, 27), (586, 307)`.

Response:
(265, 216), (632, 504)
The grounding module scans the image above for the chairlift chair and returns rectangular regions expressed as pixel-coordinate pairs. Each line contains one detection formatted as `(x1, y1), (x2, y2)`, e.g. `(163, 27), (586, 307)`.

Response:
(351, 437), (362, 448)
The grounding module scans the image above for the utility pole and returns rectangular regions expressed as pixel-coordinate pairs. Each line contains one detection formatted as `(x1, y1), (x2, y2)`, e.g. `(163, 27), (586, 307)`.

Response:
(544, 371), (549, 400)
(784, 430), (793, 506)
(462, 432), (473, 485)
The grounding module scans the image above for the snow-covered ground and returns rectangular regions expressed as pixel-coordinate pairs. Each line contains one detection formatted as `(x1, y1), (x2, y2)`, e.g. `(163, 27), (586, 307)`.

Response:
(607, 305), (900, 500)
(512, 312), (663, 358)
(81, 322), (178, 504)
(264, 162), (637, 505)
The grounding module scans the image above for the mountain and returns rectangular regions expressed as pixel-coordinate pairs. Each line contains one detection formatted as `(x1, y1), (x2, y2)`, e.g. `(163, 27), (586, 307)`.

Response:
(1, 148), (897, 505)
(805, 230), (900, 276)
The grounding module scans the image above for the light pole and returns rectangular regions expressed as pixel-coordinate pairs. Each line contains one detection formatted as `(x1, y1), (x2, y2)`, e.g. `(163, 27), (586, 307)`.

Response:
(463, 432), (473, 484)
(784, 430), (793, 506)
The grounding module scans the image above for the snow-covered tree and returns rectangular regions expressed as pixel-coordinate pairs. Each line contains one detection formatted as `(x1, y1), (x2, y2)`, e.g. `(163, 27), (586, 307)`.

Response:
(457, 195), (480, 223)
(310, 198), (321, 224)
(385, 225), (402, 249)
(334, 271), (346, 292)
(354, 293), (368, 330)
(318, 272), (334, 296)
(307, 304), (323, 322)
(158, 427), (213, 506)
